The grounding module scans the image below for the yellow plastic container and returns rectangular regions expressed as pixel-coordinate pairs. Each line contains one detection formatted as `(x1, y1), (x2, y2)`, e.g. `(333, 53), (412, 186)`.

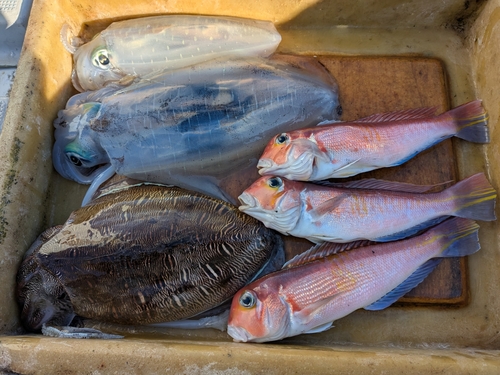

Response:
(1, 0), (500, 373)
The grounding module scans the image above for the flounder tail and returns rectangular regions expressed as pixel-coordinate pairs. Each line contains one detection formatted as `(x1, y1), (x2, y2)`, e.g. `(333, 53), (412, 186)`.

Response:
(449, 100), (490, 143)
(448, 173), (497, 221)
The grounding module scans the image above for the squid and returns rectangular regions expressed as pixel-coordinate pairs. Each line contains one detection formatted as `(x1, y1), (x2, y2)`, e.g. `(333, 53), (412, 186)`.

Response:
(64, 15), (282, 91)
(53, 55), (341, 205)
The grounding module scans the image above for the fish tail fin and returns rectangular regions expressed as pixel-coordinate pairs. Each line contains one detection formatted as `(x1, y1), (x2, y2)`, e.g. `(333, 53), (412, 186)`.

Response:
(448, 100), (490, 143)
(432, 217), (481, 257)
(448, 173), (497, 221)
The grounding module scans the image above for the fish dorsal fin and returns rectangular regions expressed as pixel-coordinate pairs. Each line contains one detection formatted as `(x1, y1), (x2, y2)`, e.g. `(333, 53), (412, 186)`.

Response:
(313, 178), (448, 193)
(283, 240), (374, 269)
(364, 258), (442, 311)
(354, 107), (438, 123)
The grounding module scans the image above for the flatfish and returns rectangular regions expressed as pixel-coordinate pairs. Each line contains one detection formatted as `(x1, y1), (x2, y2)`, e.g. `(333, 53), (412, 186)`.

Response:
(16, 183), (284, 332)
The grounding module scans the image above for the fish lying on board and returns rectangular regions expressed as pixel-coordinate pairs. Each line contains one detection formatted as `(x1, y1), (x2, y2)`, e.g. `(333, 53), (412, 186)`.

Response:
(227, 217), (480, 343)
(52, 56), (341, 205)
(238, 173), (496, 243)
(66, 15), (282, 91)
(257, 100), (489, 180)
(16, 183), (284, 336)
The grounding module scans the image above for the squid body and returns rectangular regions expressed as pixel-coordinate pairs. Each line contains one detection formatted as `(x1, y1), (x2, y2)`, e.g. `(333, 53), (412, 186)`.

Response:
(53, 56), (341, 204)
(70, 15), (282, 91)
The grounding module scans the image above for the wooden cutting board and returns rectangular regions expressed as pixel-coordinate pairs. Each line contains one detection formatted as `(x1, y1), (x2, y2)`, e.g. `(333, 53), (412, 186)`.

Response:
(318, 56), (464, 306)
(227, 55), (469, 307)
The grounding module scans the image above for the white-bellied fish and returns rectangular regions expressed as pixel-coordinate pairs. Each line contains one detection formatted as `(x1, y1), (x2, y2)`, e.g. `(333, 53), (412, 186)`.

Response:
(238, 173), (496, 243)
(227, 217), (480, 343)
(257, 100), (489, 180)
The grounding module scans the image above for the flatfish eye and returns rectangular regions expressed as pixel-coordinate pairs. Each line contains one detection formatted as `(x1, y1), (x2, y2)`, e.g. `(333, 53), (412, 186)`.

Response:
(267, 177), (283, 189)
(92, 48), (110, 68)
(275, 133), (289, 145)
(239, 291), (257, 309)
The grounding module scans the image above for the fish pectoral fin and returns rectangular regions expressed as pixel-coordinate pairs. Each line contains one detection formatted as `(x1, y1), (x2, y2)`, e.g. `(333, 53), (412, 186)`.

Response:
(42, 324), (124, 340)
(332, 158), (362, 173)
(294, 293), (341, 325)
(309, 194), (347, 219)
(364, 258), (442, 311)
(303, 321), (334, 334)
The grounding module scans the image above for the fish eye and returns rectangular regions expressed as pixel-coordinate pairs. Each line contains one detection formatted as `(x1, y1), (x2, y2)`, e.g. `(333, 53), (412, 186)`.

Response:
(267, 177), (283, 189)
(275, 133), (289, 145)
(92, 49), (110, 68)
(239, 291), (256, 309)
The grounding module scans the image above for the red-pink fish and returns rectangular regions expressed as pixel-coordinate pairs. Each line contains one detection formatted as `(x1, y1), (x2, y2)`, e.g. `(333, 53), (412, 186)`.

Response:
(238, 173), (496, 243)
(227, 217), (480, 343)
(257, 100), (489, 180)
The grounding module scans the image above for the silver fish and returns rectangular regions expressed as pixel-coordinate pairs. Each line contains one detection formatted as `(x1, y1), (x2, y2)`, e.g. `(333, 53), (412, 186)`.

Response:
(69, 15), (282, 91)
(53, 56), (341, 204)
(16, 183), (285, 333)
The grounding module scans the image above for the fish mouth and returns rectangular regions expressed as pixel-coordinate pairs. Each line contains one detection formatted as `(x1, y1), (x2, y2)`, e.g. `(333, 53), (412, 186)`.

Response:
(257, 158), (274, 171)
(238, 191), (258, 210)
(258, 150), (314, 181)
(227, 325), (252, 342)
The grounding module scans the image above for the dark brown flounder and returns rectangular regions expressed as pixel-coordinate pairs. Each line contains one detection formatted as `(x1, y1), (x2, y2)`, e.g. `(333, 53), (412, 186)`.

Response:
(16, 183), (284, 332)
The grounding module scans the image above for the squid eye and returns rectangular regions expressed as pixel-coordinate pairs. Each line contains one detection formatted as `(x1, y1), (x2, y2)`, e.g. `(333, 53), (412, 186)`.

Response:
(98, 53), (109, 65)
(92, 49), (110, 68)
(267, 177), (283, 189)
(239, 291), (256, 309)
(275, 133), (289, 145)
(68, 155), (83, 167)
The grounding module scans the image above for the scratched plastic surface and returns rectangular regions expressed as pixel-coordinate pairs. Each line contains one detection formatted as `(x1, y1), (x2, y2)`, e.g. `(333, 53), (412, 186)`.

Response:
(53, 56), (341, 202)
(71, 15), (282, 91)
